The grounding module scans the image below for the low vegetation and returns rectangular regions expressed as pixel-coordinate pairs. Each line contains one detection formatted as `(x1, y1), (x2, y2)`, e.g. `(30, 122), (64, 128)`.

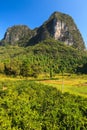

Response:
(37, 74), (87, 97)
(0, 80), (87, 130)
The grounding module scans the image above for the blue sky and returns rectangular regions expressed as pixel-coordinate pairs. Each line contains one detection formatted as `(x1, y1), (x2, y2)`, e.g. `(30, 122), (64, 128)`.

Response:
(0, 0), (87, 47)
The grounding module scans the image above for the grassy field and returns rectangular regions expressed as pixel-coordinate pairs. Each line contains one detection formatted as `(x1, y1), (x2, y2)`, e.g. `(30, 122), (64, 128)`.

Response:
(1, 75), (87, 129)
(37, 74), (87, 98)
(0, 74), (87, 98)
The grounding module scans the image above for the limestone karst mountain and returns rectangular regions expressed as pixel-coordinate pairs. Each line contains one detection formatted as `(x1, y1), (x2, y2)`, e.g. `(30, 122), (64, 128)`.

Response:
(0, 11), (85, 50)
(1, 25), (36, 46)
(29, 12), (85, 50)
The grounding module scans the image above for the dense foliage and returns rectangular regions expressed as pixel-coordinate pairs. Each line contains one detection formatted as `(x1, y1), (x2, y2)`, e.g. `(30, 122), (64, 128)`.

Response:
(0, 80), (87, 130)
(0, 39), (87, 77)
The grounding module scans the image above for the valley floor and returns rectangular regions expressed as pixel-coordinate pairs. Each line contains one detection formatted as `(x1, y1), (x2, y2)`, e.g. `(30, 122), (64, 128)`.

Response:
(0, 74), (87, 97)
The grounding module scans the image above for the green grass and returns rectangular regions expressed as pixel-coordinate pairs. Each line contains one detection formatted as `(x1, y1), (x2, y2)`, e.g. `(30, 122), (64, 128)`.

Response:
(37, 74), (87, 97)
(0, 74), (87, 97)
(0, 78), (87, 129)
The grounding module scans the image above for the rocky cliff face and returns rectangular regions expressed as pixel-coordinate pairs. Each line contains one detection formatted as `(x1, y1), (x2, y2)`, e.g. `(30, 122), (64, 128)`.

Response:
(1, 12), (85, 50)
(1, 25), (35, 46)
(53, 19), (73, 45)
(29, 12), (85, 50)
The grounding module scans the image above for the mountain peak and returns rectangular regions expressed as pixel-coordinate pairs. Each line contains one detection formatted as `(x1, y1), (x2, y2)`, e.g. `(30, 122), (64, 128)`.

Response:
(49, 11), (72, 21)
(1, 25), (35, 46)
(0, 11), (85, 50)
(29, 11), (85, 50)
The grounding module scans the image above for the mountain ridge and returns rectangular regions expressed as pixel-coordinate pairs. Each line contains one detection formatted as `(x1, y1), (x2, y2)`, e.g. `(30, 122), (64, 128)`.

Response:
(0, 11), (85, 50)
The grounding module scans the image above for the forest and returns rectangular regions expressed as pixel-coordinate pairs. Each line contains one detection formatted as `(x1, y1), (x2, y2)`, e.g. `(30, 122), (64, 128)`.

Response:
(0, 39), (87, 78)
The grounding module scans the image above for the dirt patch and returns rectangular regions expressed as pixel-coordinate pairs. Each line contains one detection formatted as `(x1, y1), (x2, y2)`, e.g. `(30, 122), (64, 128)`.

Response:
(77, 82), (87, 87)
(2, 86), (7, 91)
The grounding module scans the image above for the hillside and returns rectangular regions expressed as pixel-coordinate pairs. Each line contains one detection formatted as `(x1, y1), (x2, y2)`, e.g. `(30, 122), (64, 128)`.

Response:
(0, 38), (87, 77)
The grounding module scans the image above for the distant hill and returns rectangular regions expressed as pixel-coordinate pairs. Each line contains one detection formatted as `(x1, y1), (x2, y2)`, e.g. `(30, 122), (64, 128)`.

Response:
(0, 25), (36, 46)
(0, 11), (85, 50)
